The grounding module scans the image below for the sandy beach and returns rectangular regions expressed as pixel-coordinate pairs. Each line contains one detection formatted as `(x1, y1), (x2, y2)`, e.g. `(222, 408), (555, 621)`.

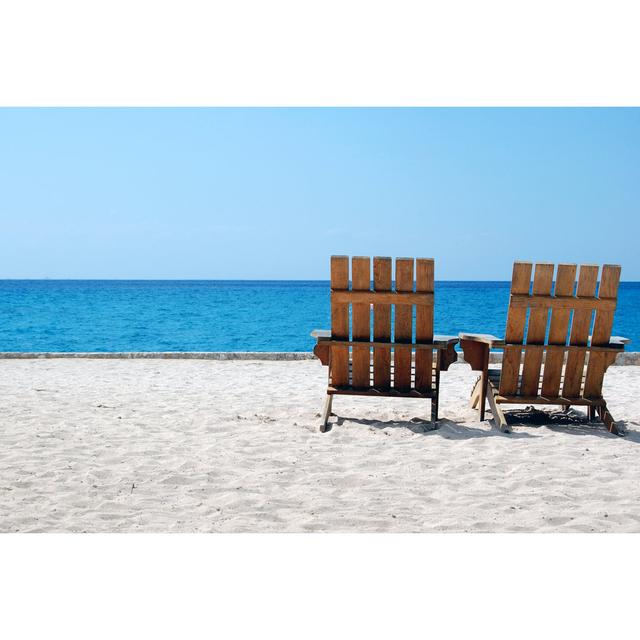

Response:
(1, 358), (639, 533)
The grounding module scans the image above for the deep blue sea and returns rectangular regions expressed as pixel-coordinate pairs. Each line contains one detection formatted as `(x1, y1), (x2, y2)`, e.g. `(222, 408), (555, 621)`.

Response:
(0, 280), (638, 352)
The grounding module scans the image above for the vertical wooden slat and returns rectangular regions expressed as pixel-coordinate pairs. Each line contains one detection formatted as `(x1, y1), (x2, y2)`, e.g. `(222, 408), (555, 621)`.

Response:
(499, 261), (533, 395)
(584, 264), (621, 398)
(591, 264), (621, 345)
(562, 264), (599, 398)
(520, 263), (554, 396)
(393, 258), (414, 391)
(373, 257), (392, 390)
(414, 258), (434, 392)
(351, 256), (371, 389)
(330, 255), (349, 387)
(541, 264), (577, 397)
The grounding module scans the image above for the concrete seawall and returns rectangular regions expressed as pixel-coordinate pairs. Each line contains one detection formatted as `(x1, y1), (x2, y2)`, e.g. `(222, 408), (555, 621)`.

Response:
(1, 352), (639, 365)
(0, 352), (316, 361)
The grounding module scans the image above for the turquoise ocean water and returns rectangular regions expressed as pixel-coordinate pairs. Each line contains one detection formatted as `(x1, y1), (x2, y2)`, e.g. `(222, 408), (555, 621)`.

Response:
(0, 280), (638, 352)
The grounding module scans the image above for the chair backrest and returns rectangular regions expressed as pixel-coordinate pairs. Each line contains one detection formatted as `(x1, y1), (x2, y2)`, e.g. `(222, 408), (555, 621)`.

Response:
(499, 262), (621, 400)
(330, 256), (435, 392)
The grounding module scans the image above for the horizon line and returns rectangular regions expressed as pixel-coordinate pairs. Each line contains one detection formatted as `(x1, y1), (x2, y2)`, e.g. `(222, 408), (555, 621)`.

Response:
(1, 278), (639, 283)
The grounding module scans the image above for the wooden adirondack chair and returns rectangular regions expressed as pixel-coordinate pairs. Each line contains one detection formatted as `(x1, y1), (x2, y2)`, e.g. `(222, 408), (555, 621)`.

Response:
(460, 262), (630, 435)
(311, 256), (458, 432)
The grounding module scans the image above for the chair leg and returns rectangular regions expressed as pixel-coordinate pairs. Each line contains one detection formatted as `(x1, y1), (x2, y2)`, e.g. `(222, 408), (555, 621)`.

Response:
(319, 394), (333, 433)
(587, 405), (596, 420)
(486, 382), (509, 433)
(431, 391), (439, 423)
(431, 357), (441, 424)
(469, 373), (488, 420)
(470, 377), (481, 409)
(596, 402), (624, 436)
(479, 370), (488, 422)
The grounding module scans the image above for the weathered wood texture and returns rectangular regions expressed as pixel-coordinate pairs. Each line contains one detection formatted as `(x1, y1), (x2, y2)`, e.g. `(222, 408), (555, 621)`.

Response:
(351, 257), (371, 388)
(332, 290), (433, 305)
(509, 295), (616, 311)
(315, 256), (460, 430)
(540, 264), (576, 397)
(562, 265), (599, 397)
(330, 256), (349, 386)
(373, 257), (392, 390)
(499, 262), (532, 395)
(393, 259), (414, 391)
(460, 261), (626, 435)
(415, 258), (435, 392)
(496, 262), (622, 403)
(583, 265), (621, 398)
(324, 256), (456, 398)
(520, 263), (554, 396)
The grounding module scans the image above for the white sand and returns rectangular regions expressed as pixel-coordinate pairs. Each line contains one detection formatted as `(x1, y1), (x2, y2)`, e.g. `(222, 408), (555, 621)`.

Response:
(1, 358), (639, 533)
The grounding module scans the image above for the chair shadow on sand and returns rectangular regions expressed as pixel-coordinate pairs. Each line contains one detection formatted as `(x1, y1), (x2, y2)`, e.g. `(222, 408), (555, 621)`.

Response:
(504, 407), (638, 442)
(330, 416), (535, 439)
(329, 408), (637, 442)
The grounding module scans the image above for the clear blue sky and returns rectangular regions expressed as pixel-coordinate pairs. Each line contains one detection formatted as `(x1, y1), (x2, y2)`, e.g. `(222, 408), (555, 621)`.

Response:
(1, 108), (638, 280)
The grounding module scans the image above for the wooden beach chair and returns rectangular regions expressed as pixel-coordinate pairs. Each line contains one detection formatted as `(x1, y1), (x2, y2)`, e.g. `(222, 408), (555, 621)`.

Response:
(311, 256), (458, 432)
(460, 262), (630, 435)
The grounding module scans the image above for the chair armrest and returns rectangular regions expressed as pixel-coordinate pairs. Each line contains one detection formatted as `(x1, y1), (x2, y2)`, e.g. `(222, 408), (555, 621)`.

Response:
(458, 332), (505, 348)
(310, 330), (461, 368)
(311, 329), (331, 365)
(586, 335), (630, 349)
(608, 336), (630, 348)
(458, 333), (499, 372)
(312, 331), (459, 348)
(433, 334), (459, 347)
(434, 336), (459, 371)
